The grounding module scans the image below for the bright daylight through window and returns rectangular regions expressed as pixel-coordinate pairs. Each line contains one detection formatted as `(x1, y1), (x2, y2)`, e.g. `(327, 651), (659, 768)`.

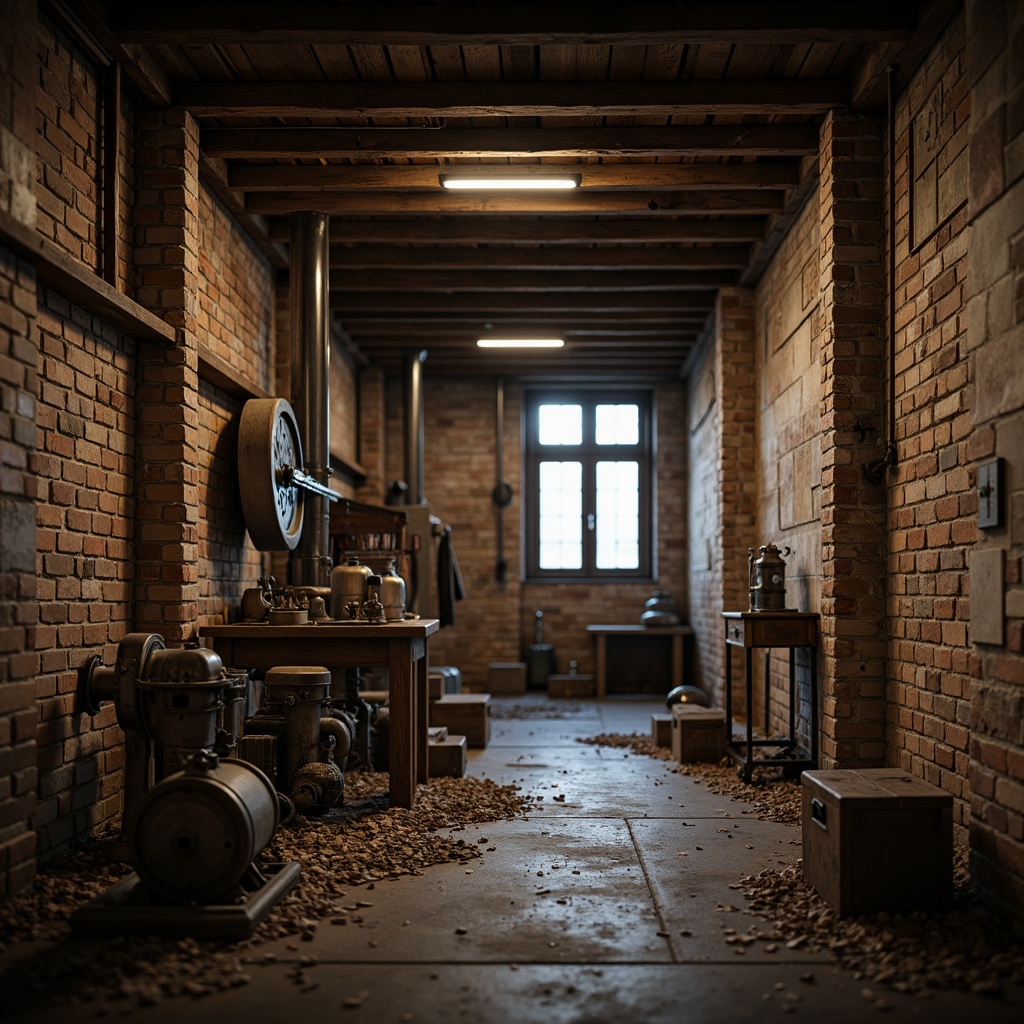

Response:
(525, 390), (652, 581)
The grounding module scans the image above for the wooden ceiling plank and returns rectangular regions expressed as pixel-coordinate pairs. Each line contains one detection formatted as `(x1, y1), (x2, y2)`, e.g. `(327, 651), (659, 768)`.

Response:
(229, 161), (800, 191)
(110, 4), (918, 46)
(270, 216), (767, 244)
(201, 124), (821, 158)
(174, 77), (850, 117)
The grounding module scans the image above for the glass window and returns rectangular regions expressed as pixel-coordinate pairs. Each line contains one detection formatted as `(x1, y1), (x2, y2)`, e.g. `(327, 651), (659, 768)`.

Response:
(525, 389), (653, 581)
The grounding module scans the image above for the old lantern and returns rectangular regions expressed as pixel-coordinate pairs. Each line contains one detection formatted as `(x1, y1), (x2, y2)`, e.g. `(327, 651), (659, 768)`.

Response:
(747, 543), (791, 612)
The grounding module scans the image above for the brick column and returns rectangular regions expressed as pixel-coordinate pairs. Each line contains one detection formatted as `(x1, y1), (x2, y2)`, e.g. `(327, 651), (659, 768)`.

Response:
(132, 110), (201, 641)
(818, 111), (888, 766)
(0, 0), (39, 896)
(964, 0), (1024, 916)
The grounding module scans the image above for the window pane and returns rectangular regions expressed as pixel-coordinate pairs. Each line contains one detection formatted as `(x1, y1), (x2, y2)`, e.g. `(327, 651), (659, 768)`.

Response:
(595, 404), (639, 445)
(595, 461), (639, 569)
(538, 404), (582, 445)
(538, 461), (582, 569)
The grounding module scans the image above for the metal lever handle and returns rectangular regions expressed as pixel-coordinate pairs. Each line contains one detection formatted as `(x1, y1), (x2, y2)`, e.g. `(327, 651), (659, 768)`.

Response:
(279, 464), (344, 503)
(810, 797), (827, 829)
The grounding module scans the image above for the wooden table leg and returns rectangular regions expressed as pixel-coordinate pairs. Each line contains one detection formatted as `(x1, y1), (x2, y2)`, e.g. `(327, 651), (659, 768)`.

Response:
(388, 640), (416, 809)
(414, 639), (428, 784)
(595, 634), (607, 698)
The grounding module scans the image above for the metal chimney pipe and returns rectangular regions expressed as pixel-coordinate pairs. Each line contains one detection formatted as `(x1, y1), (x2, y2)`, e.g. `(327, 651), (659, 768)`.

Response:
(290, 212), (331, 586)
(404, 349), (428, 505)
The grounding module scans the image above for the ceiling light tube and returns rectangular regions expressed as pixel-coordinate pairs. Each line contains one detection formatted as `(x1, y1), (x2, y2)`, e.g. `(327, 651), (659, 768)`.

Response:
(440, 174), (581, 190)
(477, 338), (564, 349)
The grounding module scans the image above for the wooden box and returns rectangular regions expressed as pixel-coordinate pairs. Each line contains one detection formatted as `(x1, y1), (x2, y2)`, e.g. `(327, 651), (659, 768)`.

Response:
(671, 706), (726, 763)
(430, 693), (491, 748)
(487, 661), (527, 695)
(802, 769), (952, 917)
(547, 673), (596, 699)
(651, 713), (674, 748)
(429, 734), (467, 778)
(428, 665), (462, 700)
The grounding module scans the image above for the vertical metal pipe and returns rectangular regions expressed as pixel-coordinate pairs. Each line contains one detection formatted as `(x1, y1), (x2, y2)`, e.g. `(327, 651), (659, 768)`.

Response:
(404, 349), (428, 505)
(290, 212), (331, 586)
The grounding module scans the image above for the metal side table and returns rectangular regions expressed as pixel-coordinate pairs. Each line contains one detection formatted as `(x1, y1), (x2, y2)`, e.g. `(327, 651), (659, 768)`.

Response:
(723, 611), (819, 782)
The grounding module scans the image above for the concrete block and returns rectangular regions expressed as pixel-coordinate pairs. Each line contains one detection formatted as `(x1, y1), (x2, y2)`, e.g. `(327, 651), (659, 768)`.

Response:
(429, 735), (467, 778)
(487, 662), (527, 696)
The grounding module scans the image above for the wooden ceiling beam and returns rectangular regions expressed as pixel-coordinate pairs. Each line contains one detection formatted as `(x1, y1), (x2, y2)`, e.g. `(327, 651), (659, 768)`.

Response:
(202, 125), (821, 159)
(109, 4), (917, 46)
(269, 217), (766, 244)
(248, 190), (783, 217)
(178, 79), (850, 118)
(328, 245), (751, 271)
(330, 291), (716, 314)
(338, 311), (709, 326)
(329, 269), (733, 292)
(230, 161), (801, 193)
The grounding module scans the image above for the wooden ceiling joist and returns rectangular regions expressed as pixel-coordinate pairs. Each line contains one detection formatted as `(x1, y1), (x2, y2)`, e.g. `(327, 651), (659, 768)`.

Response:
(202, 125), (821, 160)
(330, 291), (716, 314)
(109, 3), (917, 46)
(268, 217), (768, 245)
(177, 79), (852, 119)
(329, 269), (734, 292)
(230, 162), (802, 193)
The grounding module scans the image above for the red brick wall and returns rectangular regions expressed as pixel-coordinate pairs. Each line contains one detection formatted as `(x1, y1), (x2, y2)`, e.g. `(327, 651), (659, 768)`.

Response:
(754, 199), (823, 733)
(964, 0), (1024, 915)
(132, 109), (200, 641)
(0, 0), (40, 898)
(371, 376), (688, 689)
(195, 185), (274, 624)
(818, 110), (889, 767)
(33, 289), (134, 857)
(887, 16), (973, 817)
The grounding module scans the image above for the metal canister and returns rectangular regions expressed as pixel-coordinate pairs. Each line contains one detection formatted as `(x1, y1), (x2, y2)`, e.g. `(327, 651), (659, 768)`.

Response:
(330, 556), (372, 619)
(380, 562), (406, 621)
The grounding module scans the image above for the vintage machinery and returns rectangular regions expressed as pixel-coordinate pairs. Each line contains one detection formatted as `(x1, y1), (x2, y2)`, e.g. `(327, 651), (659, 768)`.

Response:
(747, 542), (792, 612)
(75, 634), (300, 938)
(238, 665), (356, 816)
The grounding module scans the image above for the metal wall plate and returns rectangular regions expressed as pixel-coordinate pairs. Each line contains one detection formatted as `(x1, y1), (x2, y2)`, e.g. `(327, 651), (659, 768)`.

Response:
(977, 457), (1003, 530)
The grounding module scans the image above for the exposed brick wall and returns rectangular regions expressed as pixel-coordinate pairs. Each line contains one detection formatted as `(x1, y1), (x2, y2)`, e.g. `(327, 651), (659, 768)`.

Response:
(687, 319), (721, 697)
(754, 198), (823, 736)
(195, 184), (273, 623)
(887, 16), (973, 820)
(34, 12), (99, 272)
(33, 288), (134, 858)
(132, 109), (200, 641)
(817, 111), (888, 767)
(197, 187), (272, 387)
(0, 0), (39, 898)
(964, 0), (1024, 916)
(373, 377), (688, 689)
(329, 339), (360, 481)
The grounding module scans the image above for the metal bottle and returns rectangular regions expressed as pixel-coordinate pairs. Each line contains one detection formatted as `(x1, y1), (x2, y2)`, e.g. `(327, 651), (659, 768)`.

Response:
(380, 561), (407, 621)
(330, 556), (372, 619)
(747, 543), (791, 612)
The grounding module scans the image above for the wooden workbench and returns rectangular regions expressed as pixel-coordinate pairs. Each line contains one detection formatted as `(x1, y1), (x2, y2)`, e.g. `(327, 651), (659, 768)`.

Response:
(199, 619), (439, 809)
(586, 624), (693, 698)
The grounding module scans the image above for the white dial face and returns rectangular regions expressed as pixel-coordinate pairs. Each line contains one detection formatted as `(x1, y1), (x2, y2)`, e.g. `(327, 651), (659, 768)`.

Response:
(273, 413), (300, 530)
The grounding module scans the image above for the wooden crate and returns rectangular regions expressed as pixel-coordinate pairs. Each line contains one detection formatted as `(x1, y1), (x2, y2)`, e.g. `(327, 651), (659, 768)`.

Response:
(651, 713), (674, 748)
(429, 735), (467, 778)
(430, 693), (491, 748)
(487, 662), (527, 695)
(547, 673), (595, 699)
(802, 768), (952, 917)
(671, 706), (726, 763)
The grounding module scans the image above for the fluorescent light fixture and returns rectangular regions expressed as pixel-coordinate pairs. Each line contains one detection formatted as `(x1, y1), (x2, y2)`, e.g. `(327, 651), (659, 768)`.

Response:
(477, 338), (564, 349)
(440, 173), (581, 190)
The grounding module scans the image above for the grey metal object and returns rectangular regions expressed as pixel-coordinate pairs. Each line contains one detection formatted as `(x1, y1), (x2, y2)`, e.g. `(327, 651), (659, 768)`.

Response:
(330, 555), (372, 619)
(292, 211), (332, 586)
(747, 542), (791, 612)
(404, 349), (427, 505)
(128, 753), (280, 904)
(641, 590), (682, 627)
(380, 561), (407, 620)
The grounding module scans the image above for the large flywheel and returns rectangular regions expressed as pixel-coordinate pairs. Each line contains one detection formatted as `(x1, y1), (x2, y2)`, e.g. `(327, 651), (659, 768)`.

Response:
(238, 398), (306, 551)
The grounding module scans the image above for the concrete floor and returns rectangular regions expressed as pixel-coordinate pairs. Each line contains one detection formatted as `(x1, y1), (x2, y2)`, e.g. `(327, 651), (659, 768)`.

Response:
(4, 695), (1023, 1023)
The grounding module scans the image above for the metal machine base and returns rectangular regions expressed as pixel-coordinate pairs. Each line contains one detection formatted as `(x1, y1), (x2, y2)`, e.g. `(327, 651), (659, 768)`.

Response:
(70, 861), (301, 941)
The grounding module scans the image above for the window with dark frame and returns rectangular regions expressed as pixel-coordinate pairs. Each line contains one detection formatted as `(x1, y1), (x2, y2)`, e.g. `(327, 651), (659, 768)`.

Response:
(524, 388), (654, 582)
